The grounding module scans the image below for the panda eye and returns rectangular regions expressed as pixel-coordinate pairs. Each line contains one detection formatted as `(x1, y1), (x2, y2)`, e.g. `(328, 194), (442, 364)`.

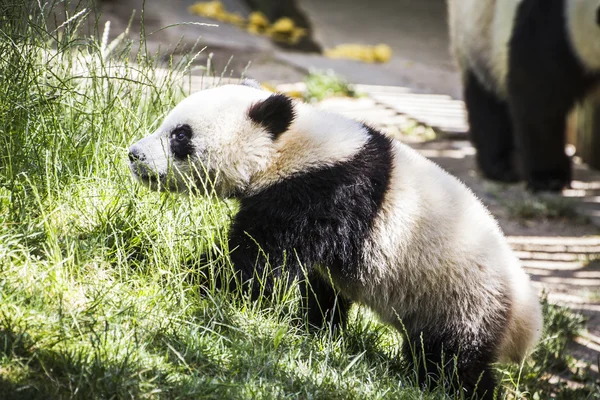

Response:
(170, 125), (192, 141)
(169, 124), (195, 159)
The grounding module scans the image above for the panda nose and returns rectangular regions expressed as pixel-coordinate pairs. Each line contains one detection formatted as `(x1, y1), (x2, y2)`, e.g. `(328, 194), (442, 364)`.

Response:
(128, 148), (144, 162)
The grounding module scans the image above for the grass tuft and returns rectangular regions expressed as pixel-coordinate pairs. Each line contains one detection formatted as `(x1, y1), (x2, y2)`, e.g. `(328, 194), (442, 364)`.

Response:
(304, 69), (356, 102)
(506, 195), (584, 222)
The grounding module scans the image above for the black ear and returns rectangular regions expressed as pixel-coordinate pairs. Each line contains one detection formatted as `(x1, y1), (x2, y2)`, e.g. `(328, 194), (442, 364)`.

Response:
(248, 94), (295, 139)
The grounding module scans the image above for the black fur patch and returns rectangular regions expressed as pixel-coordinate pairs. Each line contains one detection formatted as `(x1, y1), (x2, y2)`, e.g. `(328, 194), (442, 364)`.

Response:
(228, 125), (393, 326)
(464, 71), (519, 183)
(248, 94), (295, 139)
(169, 124), (194, 159)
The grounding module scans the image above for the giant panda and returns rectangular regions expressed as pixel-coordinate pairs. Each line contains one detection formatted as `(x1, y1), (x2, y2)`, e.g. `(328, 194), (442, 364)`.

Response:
(128, 82), (542, 399)
(448, 0), (600, 191)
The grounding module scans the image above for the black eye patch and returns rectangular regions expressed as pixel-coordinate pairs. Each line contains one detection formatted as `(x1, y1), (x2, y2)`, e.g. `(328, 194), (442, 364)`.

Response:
(170, 124), (194, 159)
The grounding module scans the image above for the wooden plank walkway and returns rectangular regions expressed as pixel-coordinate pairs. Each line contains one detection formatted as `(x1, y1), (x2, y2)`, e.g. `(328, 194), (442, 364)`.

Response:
(355, 84), (468, 136)
(509, 235), (600, 372)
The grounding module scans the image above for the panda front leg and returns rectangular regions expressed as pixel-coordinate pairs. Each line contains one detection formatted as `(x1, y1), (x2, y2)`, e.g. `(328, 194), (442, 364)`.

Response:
(507, 95), (572, 192)
(228, 234), (350, 329)
(227, 233), (280, 299)
(464, 70), (519, 183)
(299, 273), (351, 330)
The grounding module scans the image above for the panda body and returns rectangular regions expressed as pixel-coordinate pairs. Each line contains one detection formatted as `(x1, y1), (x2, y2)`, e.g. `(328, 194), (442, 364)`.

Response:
(448, 0), (600, 191)
(129, 83), (542, 399)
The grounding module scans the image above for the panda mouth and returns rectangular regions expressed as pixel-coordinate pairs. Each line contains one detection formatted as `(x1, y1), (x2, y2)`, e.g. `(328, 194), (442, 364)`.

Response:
(138, 172), (172, 192)
(131, 163), (189, 193)
(130, 162), (163, 187)
(139, 173), (158, 183)
(137, 172), (161, 188)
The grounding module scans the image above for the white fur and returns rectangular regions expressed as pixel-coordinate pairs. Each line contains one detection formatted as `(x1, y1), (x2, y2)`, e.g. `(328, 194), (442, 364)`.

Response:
(335, 140), (541, 362)
(130, 85), (277, 196)
(566, 0), (600, 72)
(448, 0), (522, 96)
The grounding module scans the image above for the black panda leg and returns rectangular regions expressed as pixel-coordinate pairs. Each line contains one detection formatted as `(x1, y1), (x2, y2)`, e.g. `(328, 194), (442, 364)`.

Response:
(300, 274), (351, 329)
(403, 334), (497, 400)
(507, 97), (572, 192)
(464, 70), (519, 183)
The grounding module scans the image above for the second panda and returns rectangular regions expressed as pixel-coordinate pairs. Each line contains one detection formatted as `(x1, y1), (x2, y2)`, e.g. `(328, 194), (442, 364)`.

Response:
(128, 82), (542, 399)
(448, 0), (600, 191)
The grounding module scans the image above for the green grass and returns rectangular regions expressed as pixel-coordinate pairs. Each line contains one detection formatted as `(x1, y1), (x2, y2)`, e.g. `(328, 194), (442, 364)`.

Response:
(505, 195), (585, 223)
(303, 70), (357, 102)
(1, 1), (599, 399)
(500, 295), (598, 399)
(484, 182), (588, 224)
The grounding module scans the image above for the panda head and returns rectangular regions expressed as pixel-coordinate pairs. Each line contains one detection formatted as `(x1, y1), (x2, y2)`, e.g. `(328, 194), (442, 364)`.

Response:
(128, 82), (295, 197)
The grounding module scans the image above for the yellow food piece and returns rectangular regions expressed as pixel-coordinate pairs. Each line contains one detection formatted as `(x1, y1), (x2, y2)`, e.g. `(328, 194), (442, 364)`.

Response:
(373, 44), (392, 63)
(269, 17), (295, 34)
(259, 82), (277, 92)
(188, 1), (225, 19)
(325, 44), (373, 63)
(282, 90), (304, 99)
(188, 2), (307, 46)
(325, 43), (393, 63)
(248, 11), (269, 30)
(224, 12), (245, 27)
(247, 24), (262, 35)
(287, 27), (306, 44)
(188, 1), (245, 26)
(267, 18), (306, 44)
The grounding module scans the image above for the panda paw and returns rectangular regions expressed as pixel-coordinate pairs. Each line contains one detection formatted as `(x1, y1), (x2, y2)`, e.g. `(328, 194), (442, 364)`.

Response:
(479, 162), (520, 183)
(526, 166), (572, 192)
(527, 178), (570, 193)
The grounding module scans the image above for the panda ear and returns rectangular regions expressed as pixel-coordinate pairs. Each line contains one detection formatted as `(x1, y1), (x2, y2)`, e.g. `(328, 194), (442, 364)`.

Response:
(248, 94), (295, 139)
